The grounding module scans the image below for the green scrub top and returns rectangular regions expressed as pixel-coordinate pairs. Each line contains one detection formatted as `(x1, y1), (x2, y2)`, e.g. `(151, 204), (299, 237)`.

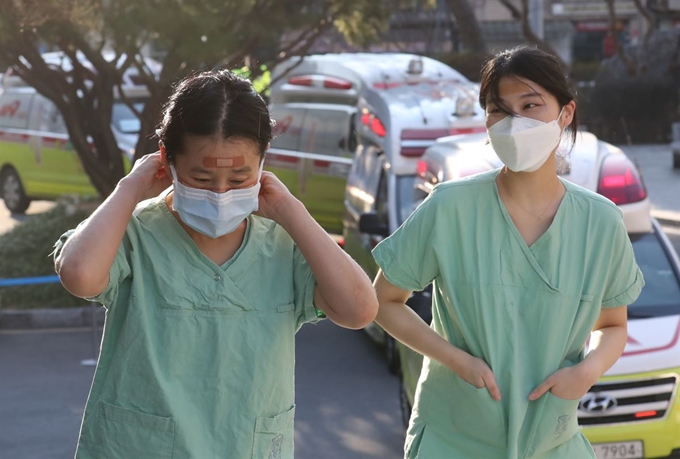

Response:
(372, 170), (644, 459)
(54, 190), (323, 459)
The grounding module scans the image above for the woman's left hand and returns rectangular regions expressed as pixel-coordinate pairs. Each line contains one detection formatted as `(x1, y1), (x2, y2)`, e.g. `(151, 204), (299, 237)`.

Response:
(254, 171), (300, 225)
(529, 365), (596, 401)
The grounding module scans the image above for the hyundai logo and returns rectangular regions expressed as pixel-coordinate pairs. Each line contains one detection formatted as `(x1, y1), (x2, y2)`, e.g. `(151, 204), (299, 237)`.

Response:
(580, 393), (618, 414)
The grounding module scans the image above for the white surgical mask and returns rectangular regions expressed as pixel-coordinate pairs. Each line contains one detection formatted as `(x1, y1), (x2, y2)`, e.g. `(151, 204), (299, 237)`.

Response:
(170, 165), (262, 238)
(488, 107), (565, 172)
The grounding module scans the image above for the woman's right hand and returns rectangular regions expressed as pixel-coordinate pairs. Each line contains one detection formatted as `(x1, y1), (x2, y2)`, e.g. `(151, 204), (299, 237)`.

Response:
(119, 152), (173, 202)
(455, 353), (502, 401)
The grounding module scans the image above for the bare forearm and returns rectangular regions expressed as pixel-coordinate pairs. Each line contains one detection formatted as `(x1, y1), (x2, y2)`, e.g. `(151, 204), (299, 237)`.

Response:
(56, 179), (140, 296)
(279, 200), (378, 327)
(579, 325), (628, 384)
(376, 300), (469, 374)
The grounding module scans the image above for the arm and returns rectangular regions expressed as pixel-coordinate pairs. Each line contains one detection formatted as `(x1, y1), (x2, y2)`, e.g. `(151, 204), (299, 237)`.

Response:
(530, 305), (628, 401)
(257, 172), (378, 329)
(374, 271), (502, 400)
(55, 152), (171, 298)
(580, 305), (628, 382)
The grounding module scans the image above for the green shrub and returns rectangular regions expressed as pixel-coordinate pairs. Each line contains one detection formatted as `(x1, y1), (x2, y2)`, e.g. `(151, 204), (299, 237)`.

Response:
(0, 201), (93, 309)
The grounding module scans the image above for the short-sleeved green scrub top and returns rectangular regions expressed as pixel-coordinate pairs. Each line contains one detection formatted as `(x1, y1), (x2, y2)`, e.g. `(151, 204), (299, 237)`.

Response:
(372, 170), (644, 459)
(54, 189), (323, 459)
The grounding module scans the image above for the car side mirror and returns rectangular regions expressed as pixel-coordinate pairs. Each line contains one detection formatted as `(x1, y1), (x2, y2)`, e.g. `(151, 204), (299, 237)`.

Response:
(358, 212), (390, 237)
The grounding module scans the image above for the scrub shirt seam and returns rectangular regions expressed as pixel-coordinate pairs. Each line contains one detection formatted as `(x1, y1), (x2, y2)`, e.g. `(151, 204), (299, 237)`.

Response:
(493, 172), (568, 292)
(602, 267), (644, 307)
(373, 246), (424, 292)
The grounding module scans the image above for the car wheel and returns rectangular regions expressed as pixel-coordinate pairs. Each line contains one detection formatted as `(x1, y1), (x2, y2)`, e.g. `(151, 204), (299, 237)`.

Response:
(399, 377), (412, 430)
(1, 168), (30, 214)
(673, 152), (680, 169)
(385, 335), (401, 375)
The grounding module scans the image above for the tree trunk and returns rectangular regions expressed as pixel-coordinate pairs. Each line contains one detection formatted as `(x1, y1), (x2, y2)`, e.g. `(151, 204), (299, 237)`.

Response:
(604, 0), (637, 76)
(444, 0), (486, 53)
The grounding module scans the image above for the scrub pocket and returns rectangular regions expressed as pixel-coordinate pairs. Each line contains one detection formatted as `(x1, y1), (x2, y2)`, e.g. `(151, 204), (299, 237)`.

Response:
(450, 375), (507, 448)
(252, 405), (295, 459)
(94, 400), (174, 458)
(527, 392), (580, 457)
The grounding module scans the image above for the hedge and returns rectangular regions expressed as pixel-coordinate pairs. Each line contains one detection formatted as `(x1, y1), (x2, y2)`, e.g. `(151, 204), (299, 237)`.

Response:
(0, 201), (93, 309)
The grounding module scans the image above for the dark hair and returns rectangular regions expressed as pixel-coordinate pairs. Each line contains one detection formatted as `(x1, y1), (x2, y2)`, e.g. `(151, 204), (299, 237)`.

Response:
(479, 46), (578, 145)
(157, 69), (273, 163)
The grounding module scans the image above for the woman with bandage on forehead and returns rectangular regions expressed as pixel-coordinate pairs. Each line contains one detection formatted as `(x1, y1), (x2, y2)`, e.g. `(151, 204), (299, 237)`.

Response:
(53, 69), (378, 459)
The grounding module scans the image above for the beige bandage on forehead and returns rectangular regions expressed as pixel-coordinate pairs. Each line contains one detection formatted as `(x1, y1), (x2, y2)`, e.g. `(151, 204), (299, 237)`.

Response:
(202, 156), (246, 169)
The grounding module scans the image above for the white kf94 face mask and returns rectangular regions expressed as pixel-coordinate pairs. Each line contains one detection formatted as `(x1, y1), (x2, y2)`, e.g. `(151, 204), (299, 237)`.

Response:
(487, 107), (565, 173)
(170, 164), (262, 238)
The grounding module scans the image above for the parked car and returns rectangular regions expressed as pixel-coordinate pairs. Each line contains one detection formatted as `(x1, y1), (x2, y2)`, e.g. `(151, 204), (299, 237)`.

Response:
(0, 52), (157, 213)
(268, 52), (486, 234)
(348, 130), (653, 374)
(416, 131), (652, 233)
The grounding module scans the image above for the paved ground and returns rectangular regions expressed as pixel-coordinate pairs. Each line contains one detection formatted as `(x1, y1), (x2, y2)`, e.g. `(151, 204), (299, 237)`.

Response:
(0, 200), (55, 235)
(0, 322), (405, 459)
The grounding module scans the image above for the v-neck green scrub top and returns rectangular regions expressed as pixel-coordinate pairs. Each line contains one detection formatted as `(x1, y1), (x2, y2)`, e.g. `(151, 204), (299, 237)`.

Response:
(55, 190), (323, 459)
(372, 170), (644, 459)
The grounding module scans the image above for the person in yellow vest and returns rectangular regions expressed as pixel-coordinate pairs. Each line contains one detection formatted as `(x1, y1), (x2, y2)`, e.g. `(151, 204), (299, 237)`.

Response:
(372, 46), (644, 459)
(54, 69), (378, 459)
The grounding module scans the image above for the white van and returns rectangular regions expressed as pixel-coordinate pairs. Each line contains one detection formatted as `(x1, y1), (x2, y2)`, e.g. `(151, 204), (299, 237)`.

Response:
(0, 52), (157, 213)
(267, 53), (486, 234)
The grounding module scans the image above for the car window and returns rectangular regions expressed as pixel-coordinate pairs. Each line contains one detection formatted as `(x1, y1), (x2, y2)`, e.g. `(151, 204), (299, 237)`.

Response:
(112, 101), (144, 134)
(397, 175), (416, 226)
(39, 99), (67, 134)
(628, 231), (680, 318)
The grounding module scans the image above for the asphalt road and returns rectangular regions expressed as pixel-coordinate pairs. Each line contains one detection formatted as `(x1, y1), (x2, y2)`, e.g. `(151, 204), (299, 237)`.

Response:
(0, 322), (405, 459)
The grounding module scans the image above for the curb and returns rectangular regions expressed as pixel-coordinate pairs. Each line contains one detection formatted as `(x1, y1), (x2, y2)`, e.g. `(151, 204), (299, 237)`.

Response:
(0, 305), (105, 330)
(652, 210), (680, 229)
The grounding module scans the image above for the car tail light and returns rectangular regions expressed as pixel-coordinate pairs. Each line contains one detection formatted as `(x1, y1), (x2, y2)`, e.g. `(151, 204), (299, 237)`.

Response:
(360, 111), (386, 137)
(417, 160), (428, 177)
(371, 117), (386, 137)
(597, 155), (647, 205)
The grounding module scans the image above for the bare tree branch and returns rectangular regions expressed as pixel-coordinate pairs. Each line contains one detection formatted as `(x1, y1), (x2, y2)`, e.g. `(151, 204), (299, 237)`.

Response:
(497, 0), (569, 70)
(604, 0), (637, 75)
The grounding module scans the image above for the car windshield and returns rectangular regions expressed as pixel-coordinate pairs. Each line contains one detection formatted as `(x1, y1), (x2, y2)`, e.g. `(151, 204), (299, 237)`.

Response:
(112, 100), (144, 134)
(628, 230), (680, 318)
(397, 175), (417, 226)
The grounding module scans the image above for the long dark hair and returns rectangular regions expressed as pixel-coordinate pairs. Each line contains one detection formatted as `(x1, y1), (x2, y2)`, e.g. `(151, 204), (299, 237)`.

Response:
(479, 46), (578, 145)
(157, 69), (273, 163)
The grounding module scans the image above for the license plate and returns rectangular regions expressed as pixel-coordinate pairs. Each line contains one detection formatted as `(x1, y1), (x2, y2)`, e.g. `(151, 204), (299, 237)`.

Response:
(593, 441), (644, 459)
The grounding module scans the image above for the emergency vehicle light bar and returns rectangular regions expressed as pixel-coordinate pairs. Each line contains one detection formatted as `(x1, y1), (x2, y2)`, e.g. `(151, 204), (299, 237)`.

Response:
(288, 75), (353, 90)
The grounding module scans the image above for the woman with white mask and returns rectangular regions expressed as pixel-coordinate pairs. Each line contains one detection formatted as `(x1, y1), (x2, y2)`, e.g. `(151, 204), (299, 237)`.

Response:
(54, 69), (378, 459)
(371, 46), (644, 458)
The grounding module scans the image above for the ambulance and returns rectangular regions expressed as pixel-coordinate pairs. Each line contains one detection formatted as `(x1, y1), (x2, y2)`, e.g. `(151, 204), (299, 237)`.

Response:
(0, 52), (157, 213)
(267, 53), (486, 234)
